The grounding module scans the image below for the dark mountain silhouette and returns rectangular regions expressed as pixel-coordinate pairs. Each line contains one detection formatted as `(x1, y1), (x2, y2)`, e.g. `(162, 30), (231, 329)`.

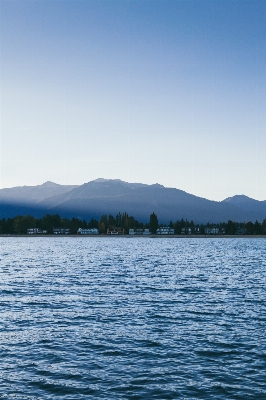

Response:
(221, 195), (266, 222)
(0, 179), (265, 223)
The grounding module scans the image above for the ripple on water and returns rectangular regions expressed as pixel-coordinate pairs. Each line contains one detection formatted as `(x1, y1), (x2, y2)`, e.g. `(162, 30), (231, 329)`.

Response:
(0, 237), (266, 399)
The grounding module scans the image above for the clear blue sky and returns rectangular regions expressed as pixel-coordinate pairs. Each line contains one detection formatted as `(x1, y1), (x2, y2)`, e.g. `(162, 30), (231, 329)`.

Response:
(1, 0), (265, 200)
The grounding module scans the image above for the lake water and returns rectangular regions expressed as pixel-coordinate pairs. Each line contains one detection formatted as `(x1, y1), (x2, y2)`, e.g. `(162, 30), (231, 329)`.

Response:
(1, 237), (266, 399)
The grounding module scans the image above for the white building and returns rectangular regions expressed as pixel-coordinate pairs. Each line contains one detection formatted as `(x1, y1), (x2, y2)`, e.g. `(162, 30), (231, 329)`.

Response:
(129, 228), (151, 235)
(27, 228), (46, 234)
(205, 227), (219, 235)
(77, 228), (99, 235)
(53, 228), (70, 234)
(156, 227), (174, 235)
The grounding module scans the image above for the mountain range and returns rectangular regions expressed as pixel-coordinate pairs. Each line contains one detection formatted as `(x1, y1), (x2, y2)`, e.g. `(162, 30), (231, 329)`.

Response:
(0, 179), (265, 224)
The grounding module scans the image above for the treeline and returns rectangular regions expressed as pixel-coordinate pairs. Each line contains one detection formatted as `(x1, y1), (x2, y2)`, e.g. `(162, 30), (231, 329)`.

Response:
(0, 212), (265, 235)
(206, 219), (266, 235)
(0, 213), (144, 234)
(169, 218), (266, 235)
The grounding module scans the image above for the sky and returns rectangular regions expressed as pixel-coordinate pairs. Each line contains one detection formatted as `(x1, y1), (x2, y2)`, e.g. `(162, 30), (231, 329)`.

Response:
(0, 0), (265, 200)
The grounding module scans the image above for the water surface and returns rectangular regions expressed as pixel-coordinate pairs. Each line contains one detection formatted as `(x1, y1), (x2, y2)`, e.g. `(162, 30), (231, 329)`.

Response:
(1, 237), (266, 399)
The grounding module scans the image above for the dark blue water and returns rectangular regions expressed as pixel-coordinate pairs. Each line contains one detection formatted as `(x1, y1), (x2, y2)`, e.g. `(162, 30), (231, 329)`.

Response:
(1, 237), (266, 399)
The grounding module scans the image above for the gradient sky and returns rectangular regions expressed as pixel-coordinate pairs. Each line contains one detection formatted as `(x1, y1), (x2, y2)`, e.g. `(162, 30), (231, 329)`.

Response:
(1, 0), (265, 200)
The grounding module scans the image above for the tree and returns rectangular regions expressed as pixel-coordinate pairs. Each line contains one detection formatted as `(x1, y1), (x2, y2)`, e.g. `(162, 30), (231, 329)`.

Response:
(41, 214), (61, 233)
(0, 218), (7, 234)
(13, 216), (23, 234)
(13, 215), (36, 234)
(254, 220), (262, 235)
(245, 221), (254, 235)
(99, 215), (107, 233)
(116, 213), (122, 227)
(69, 217), (80, 234)
(149, 212), (158, 234)
(108, 214), (116, 227)
(225, 220), (236, 235)
(6, 218), (14, 234)
(262, 219), (266, 235)
(88, 218), (98, 229)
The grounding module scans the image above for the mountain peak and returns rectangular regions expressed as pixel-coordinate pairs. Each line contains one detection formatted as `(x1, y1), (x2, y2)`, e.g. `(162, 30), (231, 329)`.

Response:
(89, 178), (163, 188)
(151, 183), (165, 188)
(41, 181), (59, 187)
(223, 194), (257, 204)
(92, 178), (110, 183)
(89, 178), (144, 187)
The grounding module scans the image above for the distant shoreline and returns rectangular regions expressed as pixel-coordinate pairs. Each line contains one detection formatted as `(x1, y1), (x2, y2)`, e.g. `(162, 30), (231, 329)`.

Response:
(1, 234), (265, 239)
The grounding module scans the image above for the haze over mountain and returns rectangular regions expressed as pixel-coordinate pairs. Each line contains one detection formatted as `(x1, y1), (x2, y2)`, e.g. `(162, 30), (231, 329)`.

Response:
(0, 179), (265, 224)
(0, 181), (78, 203)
